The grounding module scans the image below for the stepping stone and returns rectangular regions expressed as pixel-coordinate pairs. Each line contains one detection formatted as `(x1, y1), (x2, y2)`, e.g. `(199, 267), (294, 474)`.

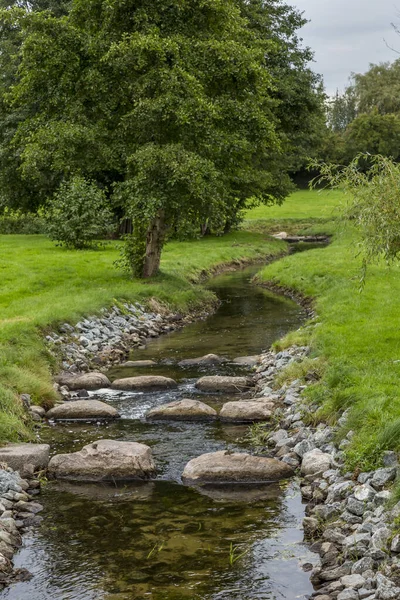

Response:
(46, 400), (119, 421)
(48, 440), (156, 482)
(182, 451), (294, 483)
(195, 376), (253, 393)
(178, 354), (226, 367)
(0, 443), (50, 477)
(57, 372), (111, 390)
(219, 400), (273, 422)
(121, 360), (157, 367)
(232, 356), (260, 367)
(111, 376), (177, 391)
(146, 399), (217, 421)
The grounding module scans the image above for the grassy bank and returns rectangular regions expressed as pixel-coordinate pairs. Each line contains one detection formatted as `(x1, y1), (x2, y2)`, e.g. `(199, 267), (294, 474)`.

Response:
(0, 230), (285, 442)
(250, 190), (400, 471)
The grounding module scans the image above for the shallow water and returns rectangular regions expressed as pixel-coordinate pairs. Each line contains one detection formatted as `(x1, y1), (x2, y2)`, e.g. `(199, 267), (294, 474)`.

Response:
(3, 265), (315, 600)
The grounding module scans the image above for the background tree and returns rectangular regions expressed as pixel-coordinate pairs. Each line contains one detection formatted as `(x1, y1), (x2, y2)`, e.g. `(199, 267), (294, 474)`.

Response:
(0, 0), (324, 277)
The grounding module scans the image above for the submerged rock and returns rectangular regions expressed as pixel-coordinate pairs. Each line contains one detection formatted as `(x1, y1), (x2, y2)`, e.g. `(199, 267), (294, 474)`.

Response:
(195, 376), (253, 393)
(46, 400), (119, 421)
(121, 360), (157, 368)
(111, 376), (177, 391)
(219, 400), (273, 422)
(58, 372), (111, 391)
(182, 451), (294, 483)
(232, 356), (260, 367)
(48, 439), (156, 482)
(146, 399), (217, 421)
(0, 444), (50, 478)
(178, 354), (226, 367)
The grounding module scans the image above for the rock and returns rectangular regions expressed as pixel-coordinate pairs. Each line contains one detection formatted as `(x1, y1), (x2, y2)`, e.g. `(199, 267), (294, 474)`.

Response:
(46, 400), (119, 421)
(29, 405), (46, 417)
(303, 517), (320, 537)
(376, 573), (400, 599)
(352, 557), (375, 574)
(146, 400), (217, 421)
(370, 527), (390, 553)
(371, 468), (396, 490)
(347, 496), (366, 516)
(63, 372), (111, 390)
(111, 376), (177, 391)
(353, 484), (376, 502)
(0, 444), (50, 477)
(293, 439), (316, 458)
(182, 451), (294, 483)
(232, 356), (260, 367)
(382, 451), (398, 467)
(343, 533), (371, 558)
(337, 591), (359, 600)
(391, 534), (400, 553)
(195, 376), (253, 394)
(341, 574), (366, 589)
(122, 360), (157, 367)
(48, 439), (156, 482)
(178, 354), (226, 367)
(301, 449), (332, 476)
(319, 563), (353, 581)
(219, 401), (272, 422)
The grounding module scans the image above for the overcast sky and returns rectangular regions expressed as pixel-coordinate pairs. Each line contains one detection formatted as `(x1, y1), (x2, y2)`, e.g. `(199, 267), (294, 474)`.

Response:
(293, 0), (400, 95)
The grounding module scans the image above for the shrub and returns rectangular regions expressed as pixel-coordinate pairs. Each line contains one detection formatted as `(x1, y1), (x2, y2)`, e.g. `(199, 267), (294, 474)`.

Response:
(0, 210), (46, 234)
(46, 176), (114, 249)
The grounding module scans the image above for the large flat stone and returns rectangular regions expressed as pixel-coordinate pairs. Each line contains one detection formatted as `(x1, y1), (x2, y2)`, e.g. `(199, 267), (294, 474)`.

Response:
(219, 400), (273, 422)
(46, 400), (119, 421)
(48, 439), (155, 482)
(178, 354), (226, 367)
(146, 399), (217, 421)
(195, 376), (253, 394)
(58, 372), (111, 391)
(121, 360), (157, 368)
(111, 376), (177, 391)
(182, 451), (294, 483)
(0, 443), (50, 477)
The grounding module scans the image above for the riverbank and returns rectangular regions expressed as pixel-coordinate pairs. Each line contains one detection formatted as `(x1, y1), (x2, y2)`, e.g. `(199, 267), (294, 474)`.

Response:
(246, 189), (400, 483)
(0, 229), (286, 444)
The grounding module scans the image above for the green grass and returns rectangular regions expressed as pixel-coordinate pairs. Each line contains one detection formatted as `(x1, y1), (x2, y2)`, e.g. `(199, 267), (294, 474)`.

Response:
(253, 190), (400, 470)
(0, 230), (285, 442)
(245, 189), (345, 221)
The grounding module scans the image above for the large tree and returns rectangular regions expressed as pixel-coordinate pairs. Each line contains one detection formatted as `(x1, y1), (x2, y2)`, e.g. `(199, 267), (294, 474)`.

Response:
(1, 0), (323, 277)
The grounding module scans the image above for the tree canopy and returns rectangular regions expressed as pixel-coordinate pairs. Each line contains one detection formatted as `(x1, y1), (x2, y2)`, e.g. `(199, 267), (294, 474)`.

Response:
(0, 0), (324, 276)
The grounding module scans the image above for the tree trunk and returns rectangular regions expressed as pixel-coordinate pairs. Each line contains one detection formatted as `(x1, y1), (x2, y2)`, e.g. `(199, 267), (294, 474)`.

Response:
(142, 210), (166, 278)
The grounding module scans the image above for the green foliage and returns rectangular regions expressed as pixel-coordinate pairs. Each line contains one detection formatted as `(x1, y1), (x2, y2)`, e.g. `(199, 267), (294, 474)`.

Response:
(0, 209), (45, 233)
(311, 154), (400, 271)
(0, 0), (323, 277)
(46, 176), (114, 249)
(343, 112), (400, 162)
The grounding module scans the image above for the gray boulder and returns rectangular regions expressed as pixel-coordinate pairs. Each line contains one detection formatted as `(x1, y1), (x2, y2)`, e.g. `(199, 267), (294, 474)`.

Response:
(301, 449), (332, 476)
(178, 354), (226, 367)
(46, 400), (119, 421)
(121, 360), (157, 367)
(195, 376), (253, 394)
(219, 400), (273, 422)
(111, 376), (177, 391)
(182, 451), (294, 483)
(48, 439), (155, 482)
(146, 399), (217, 421)
(62, 372), (111, 390)
(0, 443), (50, 477)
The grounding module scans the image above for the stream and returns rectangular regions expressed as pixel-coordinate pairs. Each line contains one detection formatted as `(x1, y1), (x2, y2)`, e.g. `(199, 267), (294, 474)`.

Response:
(3, 265), (317, 600)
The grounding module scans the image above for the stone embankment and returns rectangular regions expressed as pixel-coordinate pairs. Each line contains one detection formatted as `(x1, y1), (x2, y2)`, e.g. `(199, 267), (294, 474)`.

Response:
(252, 346), (400, 600)
(45, 301), (209, 373)
(0, 445), (49, 589)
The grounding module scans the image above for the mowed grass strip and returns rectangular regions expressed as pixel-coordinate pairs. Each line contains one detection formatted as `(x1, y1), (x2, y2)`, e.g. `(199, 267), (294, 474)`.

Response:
(254, 189), (400, 470)
(0, 230), (285, 442)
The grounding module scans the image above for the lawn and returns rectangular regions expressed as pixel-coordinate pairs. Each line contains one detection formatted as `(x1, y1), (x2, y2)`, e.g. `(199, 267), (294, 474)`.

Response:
(254, 190), (400, 470)
(0, 229), (285, 442)
(244, 189), (345, 221)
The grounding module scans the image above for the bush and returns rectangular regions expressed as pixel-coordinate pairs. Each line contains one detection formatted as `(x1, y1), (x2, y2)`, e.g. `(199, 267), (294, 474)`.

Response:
(0, 210), (46, 234)
(46, 176), (115, 249)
